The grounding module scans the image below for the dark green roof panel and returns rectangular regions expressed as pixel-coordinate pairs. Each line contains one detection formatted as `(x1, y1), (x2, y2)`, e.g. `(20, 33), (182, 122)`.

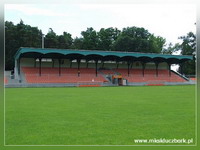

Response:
(14, 47), (193, 62)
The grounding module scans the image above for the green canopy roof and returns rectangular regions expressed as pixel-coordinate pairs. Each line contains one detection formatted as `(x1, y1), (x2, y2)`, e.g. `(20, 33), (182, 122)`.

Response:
(14, 47), (193, 63)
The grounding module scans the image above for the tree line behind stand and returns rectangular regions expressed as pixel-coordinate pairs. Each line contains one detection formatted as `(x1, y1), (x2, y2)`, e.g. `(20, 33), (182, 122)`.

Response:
(5, 20), (196, 75)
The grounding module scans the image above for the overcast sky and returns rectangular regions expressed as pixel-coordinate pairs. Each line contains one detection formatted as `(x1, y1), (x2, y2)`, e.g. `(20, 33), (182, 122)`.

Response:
(5, 3), (196, 45)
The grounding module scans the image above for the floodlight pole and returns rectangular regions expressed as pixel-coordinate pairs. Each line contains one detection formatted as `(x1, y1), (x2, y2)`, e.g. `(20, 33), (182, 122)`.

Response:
(42, 34), (45, 49)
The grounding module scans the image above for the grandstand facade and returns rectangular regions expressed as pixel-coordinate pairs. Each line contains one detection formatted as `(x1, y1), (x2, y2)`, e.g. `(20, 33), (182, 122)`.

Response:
(5, 47), (194, 87)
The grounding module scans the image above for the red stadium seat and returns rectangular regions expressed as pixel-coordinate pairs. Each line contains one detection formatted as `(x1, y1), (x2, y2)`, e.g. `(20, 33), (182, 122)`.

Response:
(114, 68), (186, 83)
(22, 67), (186, 84)
(22, 67), (107, 84)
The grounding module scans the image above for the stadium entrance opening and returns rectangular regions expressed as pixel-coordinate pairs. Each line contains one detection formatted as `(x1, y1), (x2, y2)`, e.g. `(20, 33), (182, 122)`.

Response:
(112, 75), (123, 86)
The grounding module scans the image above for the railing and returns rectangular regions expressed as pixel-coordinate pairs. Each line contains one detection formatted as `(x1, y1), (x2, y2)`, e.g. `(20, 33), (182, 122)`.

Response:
(121, 74), (179, 77)
(171, 70), (189, 81)
(185, 75), (196, 78)
(77, 81), (103, 86)
(25, 73), (183, 78)
(25, 73), (103, 78)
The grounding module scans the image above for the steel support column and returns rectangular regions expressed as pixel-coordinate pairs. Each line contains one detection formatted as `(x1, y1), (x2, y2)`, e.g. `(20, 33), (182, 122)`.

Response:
(179, 62), (184, 75)
(127, 61), (130, 77)
(77, 59), (80, 77)
(58, 59), (61, 76)
(52, 59), (54, 68)
(39, 58), (41, 76)
(131, 62), (134, 75)
(142, 62), (146, 77)
(70, 60), (72, 68)
(116, 61), (119, 69)
(155, 62), (159, 77)
(34, 58), (36, 68)
(86, 60), (88, 68)
(131, 62), (134, 69)
(102, 61), (104, 68)
(95, 60), (98, 77)
(168, 63), (171, 77)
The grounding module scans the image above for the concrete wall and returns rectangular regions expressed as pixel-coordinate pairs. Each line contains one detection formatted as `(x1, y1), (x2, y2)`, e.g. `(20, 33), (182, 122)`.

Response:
(5, 71), (11, 76)
(20, 58), (35, 67)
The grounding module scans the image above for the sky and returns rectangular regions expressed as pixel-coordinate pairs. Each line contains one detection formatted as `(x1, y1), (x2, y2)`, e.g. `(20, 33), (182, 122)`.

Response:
(5, 3), (196, 45)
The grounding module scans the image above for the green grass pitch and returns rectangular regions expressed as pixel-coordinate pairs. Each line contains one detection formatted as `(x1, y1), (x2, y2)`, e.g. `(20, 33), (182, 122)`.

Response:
(5, 85), (195, 145)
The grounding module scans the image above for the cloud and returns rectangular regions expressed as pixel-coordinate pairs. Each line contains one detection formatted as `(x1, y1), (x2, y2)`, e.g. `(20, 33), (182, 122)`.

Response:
(5, 4), (69, 17)
(5, 3), (196, 44)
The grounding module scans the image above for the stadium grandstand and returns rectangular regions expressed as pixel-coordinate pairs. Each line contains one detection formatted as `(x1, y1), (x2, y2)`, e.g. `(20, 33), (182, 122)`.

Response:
(5, 47), (195, 87)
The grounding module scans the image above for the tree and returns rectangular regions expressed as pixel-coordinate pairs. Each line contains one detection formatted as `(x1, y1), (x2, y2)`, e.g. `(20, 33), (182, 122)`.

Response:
(113, 26), (165, 53)
(5, 20), (42, 70)
(178, 32), (196, 75)
(71, 37), (84, 49)
(149, 35), (166, 53)
(15, 20), (42, 48)
(44, 28), (58, 48)
(162, 43), (179, 54)
(113, 35), (137, 52)
(5, 20), (168, 70)
(97, 27), (120, 51)
(57, 32), (73, 49)
(81, 27), (99, 50)
(5, 21), (17, 70)
(163, 32), (196, 75)
(179, 32), (196, 55)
